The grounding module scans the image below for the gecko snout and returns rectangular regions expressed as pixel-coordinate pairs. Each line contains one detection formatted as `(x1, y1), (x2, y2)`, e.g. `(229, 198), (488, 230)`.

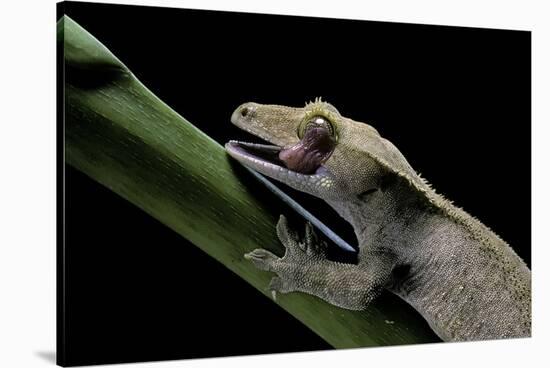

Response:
(231, 103), (257, 125)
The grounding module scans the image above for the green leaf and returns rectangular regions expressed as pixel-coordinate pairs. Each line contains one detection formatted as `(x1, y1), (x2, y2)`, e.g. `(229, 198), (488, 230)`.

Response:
(60, 15), (440, 349)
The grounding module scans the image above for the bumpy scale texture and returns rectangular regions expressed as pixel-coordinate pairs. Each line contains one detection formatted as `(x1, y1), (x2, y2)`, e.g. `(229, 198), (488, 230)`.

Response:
(228, 99), (531, 342)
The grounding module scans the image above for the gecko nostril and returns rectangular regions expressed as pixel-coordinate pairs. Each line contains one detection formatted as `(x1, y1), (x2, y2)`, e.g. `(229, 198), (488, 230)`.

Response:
(240, 107), (249, 118)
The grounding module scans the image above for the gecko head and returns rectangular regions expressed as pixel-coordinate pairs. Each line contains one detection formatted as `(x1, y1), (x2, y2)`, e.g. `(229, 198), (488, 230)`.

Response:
(225, 99), (413, 201)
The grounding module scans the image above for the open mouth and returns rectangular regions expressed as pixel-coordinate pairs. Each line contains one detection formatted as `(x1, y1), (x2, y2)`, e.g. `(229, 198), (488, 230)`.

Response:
(225, 139), (317, 183)
(225, 140), (285, 169)
(225, 123), (336, 181)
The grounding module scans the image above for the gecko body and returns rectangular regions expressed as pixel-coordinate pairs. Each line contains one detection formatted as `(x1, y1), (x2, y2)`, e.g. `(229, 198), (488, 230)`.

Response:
(225, 99), (531, 342)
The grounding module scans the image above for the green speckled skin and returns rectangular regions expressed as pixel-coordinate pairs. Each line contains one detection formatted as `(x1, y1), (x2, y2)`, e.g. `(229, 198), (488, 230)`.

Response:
(231, 100), (531, 342)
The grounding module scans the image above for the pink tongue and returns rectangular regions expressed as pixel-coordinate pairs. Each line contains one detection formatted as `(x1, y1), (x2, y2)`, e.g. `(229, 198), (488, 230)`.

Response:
(278, 126), (335, 174)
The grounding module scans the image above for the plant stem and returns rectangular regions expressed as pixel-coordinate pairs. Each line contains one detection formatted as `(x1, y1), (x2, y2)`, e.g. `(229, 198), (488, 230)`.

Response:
(60, 15), (440, 348)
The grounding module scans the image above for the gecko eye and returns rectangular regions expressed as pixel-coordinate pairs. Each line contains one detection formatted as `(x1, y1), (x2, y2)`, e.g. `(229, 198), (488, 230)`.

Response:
(282, 115), (337, 174)
(300, 116), (335, 138)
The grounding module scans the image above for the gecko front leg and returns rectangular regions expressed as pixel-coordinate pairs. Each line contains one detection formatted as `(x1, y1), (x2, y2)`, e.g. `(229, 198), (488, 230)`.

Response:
(245, 215), (395, 311)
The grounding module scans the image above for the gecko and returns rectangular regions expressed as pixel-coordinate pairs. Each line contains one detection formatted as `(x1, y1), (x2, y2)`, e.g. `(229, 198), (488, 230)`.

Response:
(224, 98), (531, 342)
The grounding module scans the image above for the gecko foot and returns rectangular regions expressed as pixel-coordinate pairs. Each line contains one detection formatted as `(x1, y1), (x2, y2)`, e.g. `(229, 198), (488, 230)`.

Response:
(244, 215), (328, 296)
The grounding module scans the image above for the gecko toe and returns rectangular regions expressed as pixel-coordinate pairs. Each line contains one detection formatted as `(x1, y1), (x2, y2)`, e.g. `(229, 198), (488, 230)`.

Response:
(244, 248), (280, 271)
(276, 215), (300, 247)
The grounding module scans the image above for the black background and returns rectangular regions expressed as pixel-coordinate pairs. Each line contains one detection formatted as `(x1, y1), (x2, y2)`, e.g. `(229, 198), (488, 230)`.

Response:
(58, 1), (531, 366)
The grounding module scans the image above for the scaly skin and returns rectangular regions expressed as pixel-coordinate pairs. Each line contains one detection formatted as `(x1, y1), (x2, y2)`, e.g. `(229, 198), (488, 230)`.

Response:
(225, 99), (531, 342)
